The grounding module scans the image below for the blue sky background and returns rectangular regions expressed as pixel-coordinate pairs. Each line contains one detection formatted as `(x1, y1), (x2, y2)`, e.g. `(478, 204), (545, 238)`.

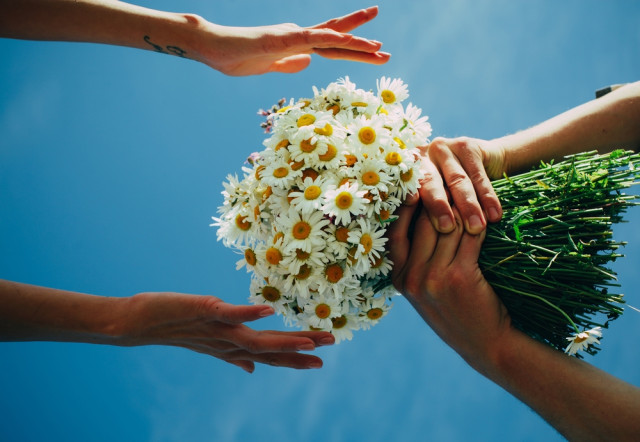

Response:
(1, 1), (639, 441)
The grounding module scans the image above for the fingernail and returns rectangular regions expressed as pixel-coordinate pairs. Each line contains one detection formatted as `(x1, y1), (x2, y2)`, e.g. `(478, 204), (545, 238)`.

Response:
(319, 336), (335, 346)
(438, 215), (454, 232)
(259, 307), (274, 317)
(466, 215), (484, 233)
(307, 361), (322, 369)
(297, 343), (315, 351)
(488, 207), (500, 222)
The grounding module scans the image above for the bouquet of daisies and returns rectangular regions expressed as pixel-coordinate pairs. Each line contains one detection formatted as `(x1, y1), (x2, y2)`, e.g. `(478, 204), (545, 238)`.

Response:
(214, 76), (640, 356)
(213, 77), (431, 342)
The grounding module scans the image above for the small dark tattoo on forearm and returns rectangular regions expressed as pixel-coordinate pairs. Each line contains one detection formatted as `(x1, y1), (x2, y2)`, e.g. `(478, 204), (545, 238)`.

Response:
(143, 35), (187, 58)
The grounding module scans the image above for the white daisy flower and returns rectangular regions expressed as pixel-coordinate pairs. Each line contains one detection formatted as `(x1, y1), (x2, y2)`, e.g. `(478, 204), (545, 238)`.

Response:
(354, 157), (392, 197)
(261, 155), (302, 190)
(564, 327), (602, 356)
(365, 253), (394, 279)
(322, 181), (369, 225)
(280, 242), (329, 276)
(347, 114), (391, 153)
(300, 293), (345, 330)
(358, 296), (391, 329)
(281, 263), (321, 299)
(325, 219), (359, 260)
(348, 218), (388, 275)
(377, 76), (409, 106)
(329, 312), (360, 343)
(276, 208), (329, 253)
(402, 102), (433, 144)
(236, 246), (258, 273)
(249, 276), (291, 315)
(288, 176), (331, 215)
(317, 261), (360, 297)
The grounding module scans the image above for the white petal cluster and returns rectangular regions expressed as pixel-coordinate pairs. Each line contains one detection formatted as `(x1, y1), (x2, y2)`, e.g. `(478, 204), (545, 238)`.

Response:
(213, 77), (431, 342)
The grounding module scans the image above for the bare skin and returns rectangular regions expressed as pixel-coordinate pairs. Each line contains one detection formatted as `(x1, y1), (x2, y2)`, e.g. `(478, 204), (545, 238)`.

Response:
(0, 280), (335, 373)
(0, 0), (390, 75)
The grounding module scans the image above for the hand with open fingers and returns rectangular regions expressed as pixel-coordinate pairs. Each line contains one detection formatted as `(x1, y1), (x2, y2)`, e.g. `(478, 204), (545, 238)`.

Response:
(198, 6), (390, 76)
(386, 201), (510, 368)
(418, 137), (505, 235)
(122, 292), (335, 373)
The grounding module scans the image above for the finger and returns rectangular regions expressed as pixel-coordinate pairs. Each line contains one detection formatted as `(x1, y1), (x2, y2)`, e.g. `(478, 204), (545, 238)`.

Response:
(269, 54), (312, 73)
(264, 330), (335, 347)
(406, 206), (439, 266)
(224, 349), (324, 370)
(222, 327), (324, 354)
(449, 141), (503, 223)
(457, 228), (486, 268)
(386, 194), (420, 286)
(313, 47), (390, 65)
(430, 208), (464, 268)
(418, 157), (456, 233)
(227, 359), (255, 374)
(201, 299), (276, 324)
(428, 139), (486, 234)
(311, 6), (379, 33)
(304, 31), (382, 52)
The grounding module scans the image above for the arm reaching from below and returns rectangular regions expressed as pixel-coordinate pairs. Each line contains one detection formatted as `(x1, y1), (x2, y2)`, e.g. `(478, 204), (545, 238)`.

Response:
(386, 200), (640, 441)
(0, 0), (389, 75)
(0, 279), (335, 373)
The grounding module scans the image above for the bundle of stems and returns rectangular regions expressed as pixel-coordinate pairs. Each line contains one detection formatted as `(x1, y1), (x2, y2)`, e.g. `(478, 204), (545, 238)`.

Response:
(479, 149), (640, 356)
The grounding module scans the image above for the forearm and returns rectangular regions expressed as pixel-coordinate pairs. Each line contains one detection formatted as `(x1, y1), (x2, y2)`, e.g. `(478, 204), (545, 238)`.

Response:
(496, 81), (640, 174)
(480, 328), (640, 441)
(0, 0), (206, 61)
(0, 279), (128, 344)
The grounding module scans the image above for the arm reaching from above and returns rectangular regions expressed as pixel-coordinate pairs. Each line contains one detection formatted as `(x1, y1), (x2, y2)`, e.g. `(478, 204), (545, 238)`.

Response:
(418, 80), (640, 235)
(0, 0), (389, 75)
(386, 199), (640, 441)
(0, 279), (335, 373)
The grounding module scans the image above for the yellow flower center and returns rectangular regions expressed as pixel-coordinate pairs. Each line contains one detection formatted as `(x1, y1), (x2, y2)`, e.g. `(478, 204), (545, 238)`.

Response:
(358, 127), (376, 145)
(273, 167), (289, 178)
(244, 248), (257, 266)
(295, 248), (310, 260)
(574, 335), (588, 344)
(378, 209), (390, 222)
(400, 169), (413, 182)
(295, 264), (312, 280)
(318, 144), (337, 162)
(290, 160), (305, 171)
(273, 231), (284, 244)
(371, 255), (384, 268)
(360, 233), (373, 254)
(300, 138), (317, 153)
(314, 123), (333, 136)
(302, 168), (320, 181)
(297, 113), (316, 127)
(262, 186), (273, 202)
(292, 221), (312, 240)
(304, 185), (322, 200)
(253, 204), (261, 220)
(235, 214), (251, 231)
(362, 171), (380, 186)
(265, 247), (283, 265)
(336, 191), (354, 210)
(315, 303), (331, 319)
(367, 307), (384, 320)
(335, 227), (350, 243)
(344, 154), (358, 167)
(325, 264), (344, 283)
(275, 139), (290, 151)
(255, 165), (266, 179)
(381, 89), (396, 104)
(326, 104), (340, 115)
(351, 101), (368, 107)
(385, 152), (401, 166)
(331, 315), (347, 329)
(261, 286), (281, 302)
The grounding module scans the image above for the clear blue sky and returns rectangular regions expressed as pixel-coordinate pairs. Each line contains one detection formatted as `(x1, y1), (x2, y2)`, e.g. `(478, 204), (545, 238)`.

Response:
(1, 1), (639, 441)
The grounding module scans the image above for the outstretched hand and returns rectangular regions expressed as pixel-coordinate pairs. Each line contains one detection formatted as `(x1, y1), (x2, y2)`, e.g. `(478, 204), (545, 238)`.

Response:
(122, 292), (335, 373)
(196, 6), (389, 75)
